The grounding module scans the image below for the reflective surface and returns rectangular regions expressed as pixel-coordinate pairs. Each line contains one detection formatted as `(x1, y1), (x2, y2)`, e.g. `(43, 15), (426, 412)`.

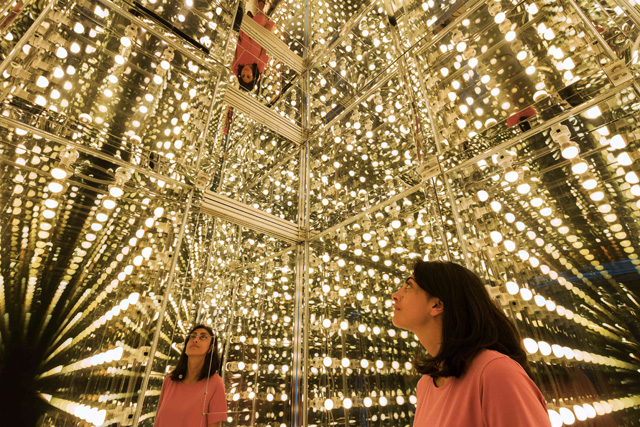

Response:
(1, 0), (640, 426)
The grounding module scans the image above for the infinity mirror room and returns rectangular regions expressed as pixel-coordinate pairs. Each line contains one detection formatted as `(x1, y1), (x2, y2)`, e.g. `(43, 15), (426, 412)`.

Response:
(1, 0), (640, 425)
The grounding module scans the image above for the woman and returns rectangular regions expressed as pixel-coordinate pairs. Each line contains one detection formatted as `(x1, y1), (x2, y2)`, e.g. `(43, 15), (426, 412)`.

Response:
(392, 260), (551, 426)
(232, 1), (275, 92)
(155, 324), (227, 427)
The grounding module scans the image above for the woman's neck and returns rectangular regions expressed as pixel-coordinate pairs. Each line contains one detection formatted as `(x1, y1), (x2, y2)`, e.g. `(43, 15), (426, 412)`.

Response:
(184, 356), (205, 384)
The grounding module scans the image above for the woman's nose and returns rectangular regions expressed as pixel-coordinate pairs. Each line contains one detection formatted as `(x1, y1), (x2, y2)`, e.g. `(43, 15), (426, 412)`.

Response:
(392, 289), (400, 302)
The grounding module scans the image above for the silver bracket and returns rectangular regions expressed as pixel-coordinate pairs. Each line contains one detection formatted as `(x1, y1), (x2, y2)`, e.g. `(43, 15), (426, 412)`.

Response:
(195, 171), (209, 190)
(417, 156), (441, 181)
(604, 60), (633, 86)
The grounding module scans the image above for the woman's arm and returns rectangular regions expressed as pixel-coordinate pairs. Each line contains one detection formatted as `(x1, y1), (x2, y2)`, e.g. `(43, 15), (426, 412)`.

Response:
(208, 422), (221, 427)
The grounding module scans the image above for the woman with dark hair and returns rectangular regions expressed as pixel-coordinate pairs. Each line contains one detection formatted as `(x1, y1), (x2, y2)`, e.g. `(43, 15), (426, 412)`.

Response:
(232, 1), (275, 92)
(392, 260), (551, 426)
(155, 324), (227, 427)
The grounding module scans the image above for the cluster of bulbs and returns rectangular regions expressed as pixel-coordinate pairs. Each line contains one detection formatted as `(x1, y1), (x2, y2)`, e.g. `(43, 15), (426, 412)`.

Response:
(1, 0), (640, 425)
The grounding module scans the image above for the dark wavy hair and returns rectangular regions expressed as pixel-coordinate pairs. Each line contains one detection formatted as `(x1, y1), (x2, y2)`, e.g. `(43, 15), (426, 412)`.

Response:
(237, 63), (260, 92)
(412, 260), (531, 380)
(170, 324), (221, 381)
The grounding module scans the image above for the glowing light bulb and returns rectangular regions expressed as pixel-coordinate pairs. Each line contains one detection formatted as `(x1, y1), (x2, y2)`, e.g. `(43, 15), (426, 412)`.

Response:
(51, 167), (68, 180)
(504, 168), (519, 182)
(571, 158), (588, 174)
(506, 281), (519, 295)
(48, 181), (64, 193)
(560, 141), (579, 159)
(609, 134), (626, 149)
(109, 186), (123, 197)
(559, 407), (576, 425)
(523, 338), (538, 354)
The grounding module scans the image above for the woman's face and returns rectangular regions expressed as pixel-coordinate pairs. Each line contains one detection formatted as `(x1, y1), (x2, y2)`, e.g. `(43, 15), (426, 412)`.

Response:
(391, 275), (434, 332)
(240, 65), (254, 84)
(185, 328), (213, 358)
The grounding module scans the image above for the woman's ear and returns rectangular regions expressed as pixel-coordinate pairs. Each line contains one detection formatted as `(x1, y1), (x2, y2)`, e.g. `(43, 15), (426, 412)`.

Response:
(430, 297), (444, 317)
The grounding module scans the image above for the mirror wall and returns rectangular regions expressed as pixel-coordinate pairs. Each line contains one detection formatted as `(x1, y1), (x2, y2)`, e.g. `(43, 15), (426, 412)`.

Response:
(1, 0), (639, 426)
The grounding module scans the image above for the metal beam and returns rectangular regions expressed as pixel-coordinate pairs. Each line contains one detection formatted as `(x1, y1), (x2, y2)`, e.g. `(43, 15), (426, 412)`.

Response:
(240, 14), (305, 74)
(223, 86), (304, 144)
(201, 190), (303, 244)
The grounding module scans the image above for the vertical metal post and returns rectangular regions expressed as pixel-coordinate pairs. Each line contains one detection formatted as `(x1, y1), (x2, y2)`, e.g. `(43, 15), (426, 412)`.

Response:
(565, 0), (618, 61)
(131, 189), (195, 427)
(132, 58), (225, 425)
(290, 2), (311, 426)
(401, 43), (473, 267)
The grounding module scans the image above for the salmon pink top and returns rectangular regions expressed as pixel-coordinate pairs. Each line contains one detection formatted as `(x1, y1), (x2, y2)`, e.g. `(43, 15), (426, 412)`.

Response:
(413, 350), (551, 427)
(231, 14), (275, 76)
(155, 373), (227, 427)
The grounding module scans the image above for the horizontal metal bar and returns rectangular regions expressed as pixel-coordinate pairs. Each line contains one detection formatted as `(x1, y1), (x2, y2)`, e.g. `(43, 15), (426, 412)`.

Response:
(240, 14), (305, 74)
(444, 78), (636, 175)
(223, 86), (303, 144)
(308, 68), (399, 142)
(0, 115), (191, 189)
(201, 190), (302, 244)
(96, 0), (220, 71)
(309, 182), (426, 242)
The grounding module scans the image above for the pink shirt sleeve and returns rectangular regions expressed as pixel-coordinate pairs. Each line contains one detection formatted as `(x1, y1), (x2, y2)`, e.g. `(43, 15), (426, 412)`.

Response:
(481, 357), (551, 427)
(206, 374), (228, 424)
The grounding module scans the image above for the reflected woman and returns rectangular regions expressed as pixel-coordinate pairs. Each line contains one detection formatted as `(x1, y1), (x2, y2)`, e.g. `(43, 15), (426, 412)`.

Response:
(155, 324), (227, 427)
(392, 260), (551, 427)
(232, 1), (275, 92)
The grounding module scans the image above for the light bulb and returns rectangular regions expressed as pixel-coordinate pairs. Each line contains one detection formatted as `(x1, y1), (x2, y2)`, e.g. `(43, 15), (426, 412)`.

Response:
(504, 168), (519, 182)
(51, 167), (68, 180)
(617, 152), (632, 166)
(523, 338), (538, 354)
(559, 407), (576, 425)
(582, 177), (597, 190)
(506, 281), (519, 295)
(102, 197), (116, 209)
(48, 181), (64, 193)
(548, 410), (563, 427)
(570, 158), (588, 174)
(538, 341), (552, 356)
(516, 182), (530, 194)
(109, 186), (123, 197)
(560, 141), (579, 159)
(609, 134), (626, 148)
(343, 398), (352, 409)
(36, 76), (49, 88)
(490, 231), (503, 243)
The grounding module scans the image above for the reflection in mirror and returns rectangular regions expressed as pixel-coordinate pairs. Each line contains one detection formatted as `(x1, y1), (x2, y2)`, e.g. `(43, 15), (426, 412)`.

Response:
(1, 0), (640, 426)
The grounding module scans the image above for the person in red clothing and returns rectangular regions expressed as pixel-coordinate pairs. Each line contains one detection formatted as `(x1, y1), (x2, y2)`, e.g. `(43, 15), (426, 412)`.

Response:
(232, 1), (275, 92)
(392, 260), (552, 427)
(155, 324), (227, 427)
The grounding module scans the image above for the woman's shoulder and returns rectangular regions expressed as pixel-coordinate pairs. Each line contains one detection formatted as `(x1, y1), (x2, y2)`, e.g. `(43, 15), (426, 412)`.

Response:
(207, 373), (226, 391)
(470, 349), (528, 379)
